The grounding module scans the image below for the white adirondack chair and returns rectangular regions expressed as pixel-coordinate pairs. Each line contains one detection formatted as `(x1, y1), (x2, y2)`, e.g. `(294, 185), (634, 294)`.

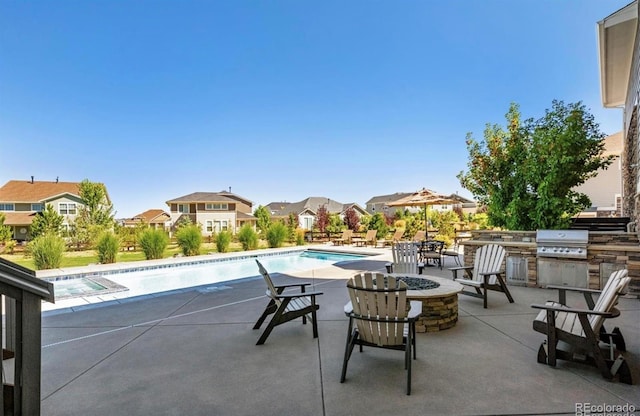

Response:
(449, 244), (514, 308)
(387, 242), (424, 275)
(531, 269), (632, 384)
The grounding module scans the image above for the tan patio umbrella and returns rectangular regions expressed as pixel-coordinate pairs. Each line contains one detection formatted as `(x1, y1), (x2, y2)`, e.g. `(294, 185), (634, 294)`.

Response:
(387, 188), (459, 240)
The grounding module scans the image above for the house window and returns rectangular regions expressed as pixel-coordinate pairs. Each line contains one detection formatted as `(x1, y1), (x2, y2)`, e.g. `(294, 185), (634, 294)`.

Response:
(303, 217), (313, 230)
(206, 221), (213, 232)
(206, 203), (228, 211)
(0, 203), (14, 211)
(213, 220), (228, 232)
(32, 203), (44, 212)
(59, 203), (77, 215)
(178, 204), (189, 213)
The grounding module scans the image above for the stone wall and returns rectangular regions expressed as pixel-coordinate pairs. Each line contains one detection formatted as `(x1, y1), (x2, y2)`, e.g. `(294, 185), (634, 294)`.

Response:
(463, 230), (639, 295)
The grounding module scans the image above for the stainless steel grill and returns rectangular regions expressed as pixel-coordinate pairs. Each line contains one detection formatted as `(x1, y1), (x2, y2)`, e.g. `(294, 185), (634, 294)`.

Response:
(536, 229), (588, 259)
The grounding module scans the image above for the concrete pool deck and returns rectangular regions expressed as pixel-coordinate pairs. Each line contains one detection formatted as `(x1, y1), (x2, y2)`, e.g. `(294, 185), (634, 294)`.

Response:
(39, 247), (640, 415)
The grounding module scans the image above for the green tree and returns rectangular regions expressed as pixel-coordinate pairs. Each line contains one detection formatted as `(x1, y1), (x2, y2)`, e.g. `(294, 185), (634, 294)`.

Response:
(0, 213), (12, 242)
(458, 101), (613, 230)
(286, 213), (298, 242)
(254, 205), (271, 236)
(30, 203), (64, 238)
(368, 213), (389, 238)
(326, 213), (344, 233)
(74, 179), (116, 247)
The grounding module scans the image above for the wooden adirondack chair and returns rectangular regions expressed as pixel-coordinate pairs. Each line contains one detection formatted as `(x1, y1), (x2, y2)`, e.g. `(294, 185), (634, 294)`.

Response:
(340, 272), (423, 395)
(531, 269), (633, 383)
(253, 260), (323, 345)
(386, 242), (424, 275)
(379, 229), (405, 247)
(449, 244), (514, 308)
(333, 229), (353, 246)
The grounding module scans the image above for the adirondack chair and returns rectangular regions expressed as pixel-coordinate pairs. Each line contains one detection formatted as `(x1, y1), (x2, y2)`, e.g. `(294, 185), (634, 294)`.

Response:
(531, 269), (633, 383)
(449, 244), (514, 308)
(352, 229), (377, 247)
(411, 230), (426, 242)
(378, 229), (405, 247)
(253, 260), (323, 345)
(340, 272), (423, 395)
(333, 229), (353, 246)
(386, 242), (424, 275)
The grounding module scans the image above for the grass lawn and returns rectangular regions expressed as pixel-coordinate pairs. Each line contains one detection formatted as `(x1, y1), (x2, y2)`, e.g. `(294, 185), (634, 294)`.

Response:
(0, 241), (299, 270)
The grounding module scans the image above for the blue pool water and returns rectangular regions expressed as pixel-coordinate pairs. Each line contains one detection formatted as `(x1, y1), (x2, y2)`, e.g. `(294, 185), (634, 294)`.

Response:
(51, 250), (366, 306)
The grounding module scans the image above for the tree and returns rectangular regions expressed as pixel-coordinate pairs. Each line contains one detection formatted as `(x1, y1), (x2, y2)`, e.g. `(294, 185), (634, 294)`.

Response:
(30, 204), (64, 239)
(368, 213), (389, 238)
(73, 179), (116, 247)
(0, 213), (12, 243)
(254, 205), (271, 236)
(315, 205), (329, 232)
(343, 207), (360, 231)
(458, 101), (613, 230)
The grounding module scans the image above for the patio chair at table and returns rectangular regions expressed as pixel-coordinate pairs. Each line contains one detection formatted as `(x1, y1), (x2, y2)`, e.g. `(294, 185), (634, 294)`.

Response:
(441, 240), (462, 266)
(449, 244), (514, 308)
(420, 240), (444, 269)
(253, 260), (323, 345)
(531, 269), (632, 383)
(340, 272), (423, 395)
(411, 230), (426, 242)
(386, 241), (424, 275)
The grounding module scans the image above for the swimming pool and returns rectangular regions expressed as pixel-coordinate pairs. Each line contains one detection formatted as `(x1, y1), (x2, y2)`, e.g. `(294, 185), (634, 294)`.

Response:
(47, 249), (367, 310)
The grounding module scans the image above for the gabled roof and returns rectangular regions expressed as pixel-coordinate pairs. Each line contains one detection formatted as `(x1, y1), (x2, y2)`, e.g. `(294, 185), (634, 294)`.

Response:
(166, 191), (253, 207)
(0, 180), (81, 203)
(1, 211), (37, 226)
(267, 197), (366, 217)
(132, 209), (170, 223)
(603, 131), (623, 156)
(366, 192), (414, 205)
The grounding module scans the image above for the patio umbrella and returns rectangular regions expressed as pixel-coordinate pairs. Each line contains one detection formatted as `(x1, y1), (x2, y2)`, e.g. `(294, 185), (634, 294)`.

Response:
(387, 188), (459, 240)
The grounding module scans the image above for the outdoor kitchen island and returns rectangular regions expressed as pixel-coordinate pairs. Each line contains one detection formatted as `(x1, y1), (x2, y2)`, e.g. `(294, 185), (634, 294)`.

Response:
(389, 274), (463, 333)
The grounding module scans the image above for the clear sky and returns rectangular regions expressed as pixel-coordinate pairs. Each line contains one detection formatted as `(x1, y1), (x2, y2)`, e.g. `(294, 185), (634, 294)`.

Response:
(0, 0), (630, 218)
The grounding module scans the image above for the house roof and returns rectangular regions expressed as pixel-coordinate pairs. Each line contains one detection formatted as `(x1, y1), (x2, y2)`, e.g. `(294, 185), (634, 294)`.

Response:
(365, 192), (414, 205)
(133, 209), (170, 224)
(603, 131), (623, 156)
(166, 191), (253, 206)
(0, 180), (81, 203)
(2, 211), (37, 226)
(236, 211), (257, 221)
(267, 197), (366, 217)
(597, 1), (638, 107)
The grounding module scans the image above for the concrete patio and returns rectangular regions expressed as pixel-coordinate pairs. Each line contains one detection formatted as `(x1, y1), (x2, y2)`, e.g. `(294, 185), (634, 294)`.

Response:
(40, 249), (640, 416)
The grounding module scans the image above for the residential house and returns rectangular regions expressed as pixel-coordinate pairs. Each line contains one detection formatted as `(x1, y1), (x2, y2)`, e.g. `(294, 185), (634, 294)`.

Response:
(574, 132), (623, 217)
(266, 197), (367, 230)
(0, 178), (96, 241)
(597, 1), (638, 223)
(122, 209), (171, 230)
(166, 191), (256, 235)
(365, 192), (415, 216)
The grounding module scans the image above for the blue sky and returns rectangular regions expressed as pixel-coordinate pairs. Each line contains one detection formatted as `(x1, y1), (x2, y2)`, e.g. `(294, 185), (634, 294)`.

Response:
(0, 1), (629, 218)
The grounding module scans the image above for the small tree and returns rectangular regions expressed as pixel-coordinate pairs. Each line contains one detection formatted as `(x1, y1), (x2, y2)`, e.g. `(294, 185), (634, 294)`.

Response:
(237, 224), (259, 250)
(254, 205), (271, 236)
(326, 213), (344, 233)
(0, 213), (12, 243)
(74, 179), (116, 247)
(30, 233), (65, 270)
(286, 213), (298, 242)
(266, 222), (288, 248)
(368, 213), (389, 239)
(175, 224), (202, 256)
(315, 205), (329, 232)
(343, 207), (360, 231)
(139, 229), (169, 260)
(95, 231), (119, 264)
(30, 204), (64, 239)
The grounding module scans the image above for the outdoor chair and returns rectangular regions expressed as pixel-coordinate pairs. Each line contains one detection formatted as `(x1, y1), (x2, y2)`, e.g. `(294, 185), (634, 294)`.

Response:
(531, 269), (633, 384)
(449, 244), (514, 308)
(441, 240), (462, 266)
(386, 242), (424, 275)
(420, 240), (444, 269)
(378, 229), (405, 247)
(411, 230), (426, 242)
(333, 229), (353, 246)
(253, 260), (323, 345)
(340, 272), (423, 395)
(353, 229), (377, 247)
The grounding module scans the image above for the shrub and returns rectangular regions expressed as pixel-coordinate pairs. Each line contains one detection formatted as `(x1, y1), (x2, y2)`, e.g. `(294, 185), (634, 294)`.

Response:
(215, 230), (232, 253)
(30, 233), (65, 270)
(295, 228), (306, 246)
(96, 231), (119, 264)
(1, 240), (17, 254)
(176, 225), (202, 256)
(139, 229), (169, 260)
(266, 222), (288, 248)
(237, 225), (259, 250)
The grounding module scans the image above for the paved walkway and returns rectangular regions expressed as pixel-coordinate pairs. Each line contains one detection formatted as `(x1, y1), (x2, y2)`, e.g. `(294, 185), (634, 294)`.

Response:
(40, 249), (640, 416)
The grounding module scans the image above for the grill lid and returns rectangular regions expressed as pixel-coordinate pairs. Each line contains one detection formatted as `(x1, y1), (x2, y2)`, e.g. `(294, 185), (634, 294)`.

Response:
(536, 229), (588, 245)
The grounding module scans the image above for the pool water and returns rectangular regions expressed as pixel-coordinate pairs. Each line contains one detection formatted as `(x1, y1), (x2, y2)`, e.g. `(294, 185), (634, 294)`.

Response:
(50, 250), (366, 307)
